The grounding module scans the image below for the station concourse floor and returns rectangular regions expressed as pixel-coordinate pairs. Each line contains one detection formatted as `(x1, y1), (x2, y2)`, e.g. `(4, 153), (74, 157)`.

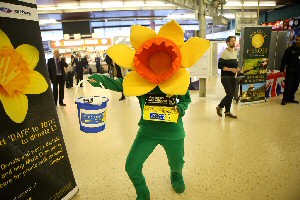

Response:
(57, 75), (300, 200)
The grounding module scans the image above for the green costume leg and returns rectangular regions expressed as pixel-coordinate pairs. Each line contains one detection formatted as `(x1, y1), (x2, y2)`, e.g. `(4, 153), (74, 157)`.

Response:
(125, 134), (159, 200)
(160, 139), (185, 193)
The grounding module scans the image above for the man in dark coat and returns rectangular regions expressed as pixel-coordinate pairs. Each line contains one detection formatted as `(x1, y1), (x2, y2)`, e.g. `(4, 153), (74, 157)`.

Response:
(47, 49), (68, 106)
(280, 35), (300, 105)
(71, 52), (86, 87)
(216, 36), (240, 118)
(105, 53), (113, 77)
(66, 57), (74, 89)
(115, 63), (126, 101)
(95, 53), (102, 73)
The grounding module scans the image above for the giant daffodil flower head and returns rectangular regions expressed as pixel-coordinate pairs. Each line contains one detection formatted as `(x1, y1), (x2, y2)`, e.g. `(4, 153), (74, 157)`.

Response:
(107, 20), (210, 96)
(0, 29), (48, 123)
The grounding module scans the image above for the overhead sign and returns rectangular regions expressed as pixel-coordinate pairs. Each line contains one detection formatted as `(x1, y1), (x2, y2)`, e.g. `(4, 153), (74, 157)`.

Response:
(235, 12), (258, 32)
(113, 36), (130, 45)
(50, 38), (112, 48)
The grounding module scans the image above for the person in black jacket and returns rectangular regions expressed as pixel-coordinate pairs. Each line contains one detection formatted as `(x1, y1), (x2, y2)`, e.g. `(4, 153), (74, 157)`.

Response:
(71, 52), (86, 87)
(216, 36), (241, 118)
(280, 35), (300, 105)
(83, 55), (89, 74)
(115, 63), (126, 101)
(47, 49), (68, 106)
(66, 57), (74, 89)
(95, 53), (102, 73)
(105, 53), (114, 77)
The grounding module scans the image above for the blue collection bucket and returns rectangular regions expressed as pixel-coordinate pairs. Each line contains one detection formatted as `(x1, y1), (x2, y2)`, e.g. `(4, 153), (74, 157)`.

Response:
(75, 80), (109, 133)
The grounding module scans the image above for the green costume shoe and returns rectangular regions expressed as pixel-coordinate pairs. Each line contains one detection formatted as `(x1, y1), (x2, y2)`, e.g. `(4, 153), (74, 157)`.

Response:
(135, 183), (150, 200)
(171, 172), (185, 193)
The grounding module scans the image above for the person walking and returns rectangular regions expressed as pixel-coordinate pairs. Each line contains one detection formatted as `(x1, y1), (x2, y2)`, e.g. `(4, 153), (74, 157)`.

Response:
(216, 36), (241, 118)
(280, 35), (300, 105)
(71, 52), (86, 87)
(47, 49), (68, 106)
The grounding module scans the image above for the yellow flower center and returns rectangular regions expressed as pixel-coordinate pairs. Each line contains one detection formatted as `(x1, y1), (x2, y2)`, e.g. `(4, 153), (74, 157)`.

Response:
(134, 37), (182, 84)
(0, 47), (30, 96)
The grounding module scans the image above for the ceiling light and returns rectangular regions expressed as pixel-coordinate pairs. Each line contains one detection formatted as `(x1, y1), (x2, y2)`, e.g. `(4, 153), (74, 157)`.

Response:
(224, 1), (276, 7)
(222, 13), (235, 19)
(101, 1), (123, 8)
(37, 1), (175, 11)
(167, 13), (196, 20)
(39, 19), (59, 25)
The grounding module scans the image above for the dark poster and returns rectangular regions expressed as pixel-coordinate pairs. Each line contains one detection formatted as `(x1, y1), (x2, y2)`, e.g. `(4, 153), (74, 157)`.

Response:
(0, 1), (78, 199)
(240, 26), (272, 103)
(242, 26), (272, 59)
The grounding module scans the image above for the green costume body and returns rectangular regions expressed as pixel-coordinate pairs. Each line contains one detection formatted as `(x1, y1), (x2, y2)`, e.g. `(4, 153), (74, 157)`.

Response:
(89, 74), (191, 200)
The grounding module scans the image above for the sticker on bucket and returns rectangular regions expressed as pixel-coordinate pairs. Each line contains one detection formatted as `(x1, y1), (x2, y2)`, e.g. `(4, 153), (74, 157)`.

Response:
(81, 110), (106, 125)
(76, 96), (109, 133)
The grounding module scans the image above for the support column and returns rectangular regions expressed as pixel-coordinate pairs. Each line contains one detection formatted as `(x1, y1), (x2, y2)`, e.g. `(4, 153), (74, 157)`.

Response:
(199, 78), (206, 97)
(198, 0), (207, 97)
(198, 0), (206, 38)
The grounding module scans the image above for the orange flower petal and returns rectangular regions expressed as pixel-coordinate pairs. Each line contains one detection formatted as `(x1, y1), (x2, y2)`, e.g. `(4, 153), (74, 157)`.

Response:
(134, 37), (181, 84)
(0, 48), (31, 95)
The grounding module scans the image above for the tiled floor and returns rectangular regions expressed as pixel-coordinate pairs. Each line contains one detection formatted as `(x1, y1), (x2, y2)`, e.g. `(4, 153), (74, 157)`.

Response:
(57, 76), (300, 200)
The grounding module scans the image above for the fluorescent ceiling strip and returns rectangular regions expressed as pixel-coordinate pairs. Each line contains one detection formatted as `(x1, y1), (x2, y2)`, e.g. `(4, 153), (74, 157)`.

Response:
(19, 0), (36, 4)
(39, 19), (60, 25)
(167, 14), (213, 19)
(223, 13), (235, 19)
(224, 1), (276, 7)
(167, 13), (196, 19)
(167, 14), (235, 20)
(37, 1), (175, 11)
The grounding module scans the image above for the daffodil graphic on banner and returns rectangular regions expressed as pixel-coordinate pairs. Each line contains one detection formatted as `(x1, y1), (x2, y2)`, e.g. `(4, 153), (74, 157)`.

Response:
(107, 20), (210, 96)
(0, 29), (48, 123)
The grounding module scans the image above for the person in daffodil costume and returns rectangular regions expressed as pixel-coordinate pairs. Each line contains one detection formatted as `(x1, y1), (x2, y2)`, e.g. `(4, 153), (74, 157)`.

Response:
(0, 29), (48, 123)
(88, 20), (210, 200)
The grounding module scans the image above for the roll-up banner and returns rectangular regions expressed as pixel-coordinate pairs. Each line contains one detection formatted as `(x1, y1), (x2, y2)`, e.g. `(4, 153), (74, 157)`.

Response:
(0, 1), (78, 199)
(239, 26), (272, 104)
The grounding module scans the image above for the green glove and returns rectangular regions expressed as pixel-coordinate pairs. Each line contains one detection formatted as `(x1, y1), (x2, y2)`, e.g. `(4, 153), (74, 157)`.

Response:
(88, 74), (103, 87)
(88, 74), (123, 92)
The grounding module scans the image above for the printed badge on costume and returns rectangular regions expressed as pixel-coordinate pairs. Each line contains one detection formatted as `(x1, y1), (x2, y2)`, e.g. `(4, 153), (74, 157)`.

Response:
(143, 94), (179, 123)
